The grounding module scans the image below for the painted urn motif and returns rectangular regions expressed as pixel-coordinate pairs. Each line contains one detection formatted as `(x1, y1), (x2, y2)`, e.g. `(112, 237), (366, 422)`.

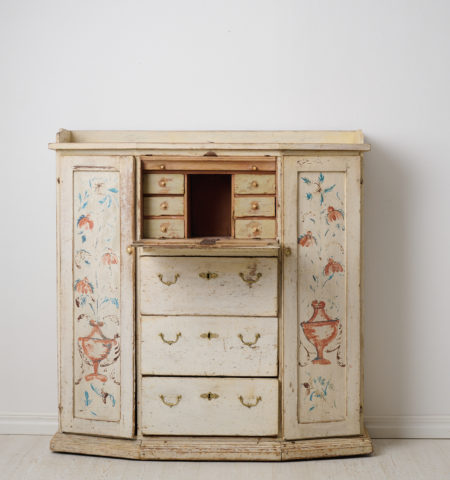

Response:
(301, 300), (339, 365)
(78, 320), (117, 382)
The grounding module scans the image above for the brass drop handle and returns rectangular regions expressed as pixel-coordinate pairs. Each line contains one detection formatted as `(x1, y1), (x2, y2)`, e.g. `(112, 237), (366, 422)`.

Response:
(239, 272), (262, 288)
(159, 179), (166, 187)
(126, 245), (134, 255)
(200, 392), (219, 401)
(160, 201), (168, 210)
(160, 394), (182, 408)
(160, 225), (168, 233)
(159, 332), (181, 345)
(239, 396), (262, 408)
(158, 273), (180, 286)
(199, 272), (218, 280)
(200, 331), (219, 340)
(251, 202), (259, 211)
(251, 180), (258, 188)
(238, 333), (261, 347)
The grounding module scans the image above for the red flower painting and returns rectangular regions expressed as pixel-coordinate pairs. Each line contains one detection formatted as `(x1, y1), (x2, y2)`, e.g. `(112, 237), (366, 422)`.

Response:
(324, 258), (344, 275)
(298, 231), (317, 247)
(75, 277), (94, 294)
(77, 214), (94, 230)
(327, 206), (344, 222)
(102, 250), (119, 265)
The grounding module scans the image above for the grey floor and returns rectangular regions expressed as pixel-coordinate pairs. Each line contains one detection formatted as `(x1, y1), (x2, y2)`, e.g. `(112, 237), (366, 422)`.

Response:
(0, 436), (449, 480)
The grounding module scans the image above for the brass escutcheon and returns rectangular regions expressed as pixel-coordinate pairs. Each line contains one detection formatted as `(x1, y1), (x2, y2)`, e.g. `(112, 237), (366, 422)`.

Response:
(199, 272), (218, 280)
(239, 272), (262, 288)
(159, 332), (181, 345)
(238, 333), (261, 347)
(158, 273), (180, 286)
(200, 332), (219, 340)
(239, 396), (262, 408)
(160, 394), (182, 408)
(200, 392), (219, 401)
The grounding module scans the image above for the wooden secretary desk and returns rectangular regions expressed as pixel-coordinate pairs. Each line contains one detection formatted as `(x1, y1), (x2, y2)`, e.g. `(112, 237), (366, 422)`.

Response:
(49, 130), (373, 460)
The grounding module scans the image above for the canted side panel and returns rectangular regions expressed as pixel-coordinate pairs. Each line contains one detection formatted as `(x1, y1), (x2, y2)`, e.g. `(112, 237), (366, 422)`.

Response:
(297, 172), (346, 423)
(282, 156), (361, 440)
(73, 171), (121, 421)
(59, 156), (134, 438)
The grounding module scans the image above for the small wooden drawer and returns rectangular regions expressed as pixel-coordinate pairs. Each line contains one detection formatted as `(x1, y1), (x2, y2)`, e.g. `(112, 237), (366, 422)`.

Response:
(143, 173), (184, 194)
(139, 256), (277, 316)
(234, 197), (275, 217)
(143, 196), (184, 216)
(141, 377), (278, 436)
(143, 219), (184, 238)
(235, 174), (276, 194)
(235, 219), (276, 239)
(141, 316), (278, 376)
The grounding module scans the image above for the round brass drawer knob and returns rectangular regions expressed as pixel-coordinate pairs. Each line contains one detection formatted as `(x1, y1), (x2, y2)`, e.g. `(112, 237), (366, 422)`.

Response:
(251, 202), (259, 210)
(251, 181), (258, 188)
(159, 179), (166, 187)
(160, 225), (168, 233)
(252, 226), (260, 234)
(251, 165), (257, 171)
(160, 165), (165, 169)
(160, 201), (168, 210)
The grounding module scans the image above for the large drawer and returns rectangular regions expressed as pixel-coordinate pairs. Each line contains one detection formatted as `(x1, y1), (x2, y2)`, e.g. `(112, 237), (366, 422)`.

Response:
(139, 256), (278, 316)
(141, 316), (278, 376)
(141, 377), (278, 436)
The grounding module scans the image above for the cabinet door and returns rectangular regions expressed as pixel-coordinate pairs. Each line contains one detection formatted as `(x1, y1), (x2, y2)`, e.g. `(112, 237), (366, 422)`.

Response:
(282, 156), (362, 439)
(58, 156), (135, 437)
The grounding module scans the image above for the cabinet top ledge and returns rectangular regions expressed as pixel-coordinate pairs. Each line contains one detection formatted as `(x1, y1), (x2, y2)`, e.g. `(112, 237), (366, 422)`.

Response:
(49, 130), (370, 152)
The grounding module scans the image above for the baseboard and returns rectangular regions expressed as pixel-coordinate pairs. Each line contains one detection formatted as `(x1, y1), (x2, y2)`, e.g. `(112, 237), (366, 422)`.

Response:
(1, 413), (449, 438)
(365, 415), (450, 438)
(0, 413), (58, 435)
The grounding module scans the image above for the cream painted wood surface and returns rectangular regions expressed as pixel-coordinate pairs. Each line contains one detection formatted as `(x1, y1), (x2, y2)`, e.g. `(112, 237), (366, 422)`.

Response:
(141, 316), (278, 376)
(143, 218), (184, 238)
(143, 196), (184, 216)
(58, 156), (134, 438)
(234, 197), (275, 217)
(141, 377), (278, 436)
(234, 174), (276, 194)
(142, 173), (184, 194)
(235, 219), (276, 238)
(282, 155), (361, 440)
(139, 256), (278, 316)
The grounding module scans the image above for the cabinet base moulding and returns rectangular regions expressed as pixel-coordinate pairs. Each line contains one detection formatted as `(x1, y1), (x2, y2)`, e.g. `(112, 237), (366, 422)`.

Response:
(50, 430), (373, 461)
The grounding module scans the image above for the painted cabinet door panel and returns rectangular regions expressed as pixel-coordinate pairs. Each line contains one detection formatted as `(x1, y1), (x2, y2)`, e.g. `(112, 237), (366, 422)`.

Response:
(58, 155), (134, 438)
(282, 156), (362, 439)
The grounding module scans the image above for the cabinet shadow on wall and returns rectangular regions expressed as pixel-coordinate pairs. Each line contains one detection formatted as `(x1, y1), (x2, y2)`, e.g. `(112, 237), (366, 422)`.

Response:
(363, 138), (413, 418)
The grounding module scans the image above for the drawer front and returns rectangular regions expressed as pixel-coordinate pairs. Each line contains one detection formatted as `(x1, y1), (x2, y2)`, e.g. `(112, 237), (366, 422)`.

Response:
(141, 377), (278, 436)
(235, 174), (276, 194)
(141, 316), (278, 376)
(139, 256), (278, 316)
(143, 219), (184, 238)
(143, 173), (185, 194)
(143, 196), (184, 216)
(235, 219), (276, 239)
(234, 197), (275, 217)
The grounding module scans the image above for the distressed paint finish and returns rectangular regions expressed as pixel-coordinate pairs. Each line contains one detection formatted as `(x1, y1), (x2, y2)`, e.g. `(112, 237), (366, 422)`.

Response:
(298, 171), (346, 423)
(283, 156), (361, 440)
(141, 377), (279, 436)
(59, 155), (134, 439)
(141, 316), (278, 376)
(73, 171), (121, 421)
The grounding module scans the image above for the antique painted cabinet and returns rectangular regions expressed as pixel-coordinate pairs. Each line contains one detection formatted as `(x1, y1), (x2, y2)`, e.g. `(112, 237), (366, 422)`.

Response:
(49, 130), (372, 460)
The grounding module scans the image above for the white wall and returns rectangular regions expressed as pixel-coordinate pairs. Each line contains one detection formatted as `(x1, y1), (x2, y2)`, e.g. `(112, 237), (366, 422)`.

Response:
(1, 0), (449, 438)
